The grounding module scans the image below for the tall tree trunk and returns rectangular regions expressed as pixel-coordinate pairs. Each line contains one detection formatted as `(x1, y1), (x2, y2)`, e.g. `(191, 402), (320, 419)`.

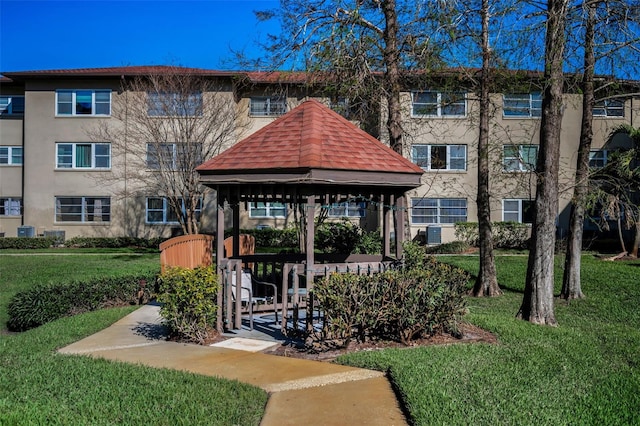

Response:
(632, 217), (640, 258)
(518, 0), (568, 326)
(473, 0), (501, 297)
(561, 0), (596, 300)
(382, 0), (403, 154)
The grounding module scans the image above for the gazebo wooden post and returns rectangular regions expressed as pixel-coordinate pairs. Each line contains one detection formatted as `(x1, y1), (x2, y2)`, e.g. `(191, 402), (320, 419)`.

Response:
(383, 194), (393, 258)
(306, 195), (315, 334)
(395, 195), (406, 259)
(215, 202), (225, 333)
(232, 203), (240, 258)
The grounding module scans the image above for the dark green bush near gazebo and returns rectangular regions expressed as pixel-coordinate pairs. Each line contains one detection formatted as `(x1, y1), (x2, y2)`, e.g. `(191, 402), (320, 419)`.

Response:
(314, 255), (468, 346)
(7, 273), (157, 331)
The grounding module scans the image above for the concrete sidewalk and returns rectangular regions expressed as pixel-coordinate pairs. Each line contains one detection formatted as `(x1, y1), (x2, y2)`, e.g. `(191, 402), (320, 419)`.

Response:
(58, 305), (407, 425)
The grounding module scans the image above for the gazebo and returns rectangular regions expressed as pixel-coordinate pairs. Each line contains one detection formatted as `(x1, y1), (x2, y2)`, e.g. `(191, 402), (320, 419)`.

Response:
(196, 99), (423, 332)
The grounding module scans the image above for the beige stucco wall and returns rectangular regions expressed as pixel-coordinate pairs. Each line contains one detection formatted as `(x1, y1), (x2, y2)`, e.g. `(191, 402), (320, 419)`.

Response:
(0, 114), (24, 236)
(401, 91), (640, 243)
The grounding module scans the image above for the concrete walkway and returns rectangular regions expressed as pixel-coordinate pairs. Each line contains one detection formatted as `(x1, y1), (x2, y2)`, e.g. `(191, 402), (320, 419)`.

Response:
(58, 305), (407, 425)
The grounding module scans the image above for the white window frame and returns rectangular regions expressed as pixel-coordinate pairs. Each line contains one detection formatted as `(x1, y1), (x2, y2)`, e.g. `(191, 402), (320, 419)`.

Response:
(249, 202), (287, 218)
(503, 145), (538, 172)
(0, 198), (22, 216)
(593, 99), (624, 117)
(0, 96), (25, 115)
(503, 93), (542, 118)
(56, 143), (111, 169)
(146, 143), (202, 170)
(147, 92), (203, 117)
(146, 197), (202, 224)
(411, 198), (468, 224)
(502, 199), (534, 223)
(328, 202), (366, 218)
(589, 150), (608, 168)
(0, 146), (23, 165)
(411, 144), (467, 171)
(55, 196), (111, 223)
(411, 91), (467, 118)
(249, 96), (287, 117)
(55, 89), (111, 116)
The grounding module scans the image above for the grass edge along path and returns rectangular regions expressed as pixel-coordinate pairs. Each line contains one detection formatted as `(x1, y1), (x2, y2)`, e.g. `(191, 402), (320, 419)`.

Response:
(0, 252), (267, 425)
(0, 307), (268, 425)
(338, 255), (640, 426)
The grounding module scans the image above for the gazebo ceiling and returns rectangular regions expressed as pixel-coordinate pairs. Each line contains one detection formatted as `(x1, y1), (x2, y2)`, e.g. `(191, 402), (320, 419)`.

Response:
(196, 99), (423, 198)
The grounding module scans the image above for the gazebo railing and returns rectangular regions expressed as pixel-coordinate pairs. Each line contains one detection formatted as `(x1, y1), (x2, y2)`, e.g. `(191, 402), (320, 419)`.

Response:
(219, 253), (397, 333)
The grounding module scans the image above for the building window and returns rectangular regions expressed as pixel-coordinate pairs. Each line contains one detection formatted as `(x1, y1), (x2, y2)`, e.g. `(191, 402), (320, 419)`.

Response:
(503, 93), (542, 118)
(0, 96), (25, 115)
(56, 143), (111, 169)
(146, 143), (202, 170)
(328, 202), (366, 218)
(56, 90), (111, 116)
(55, 197), (111, 223)
(503, 199), (534, 223)
(589, 150), (608, 168)
(329, 97), (351, 118)
(147, 92), (203, 116)
(250, 96), (287, 116)
(411, 198), (467, 224)
(593, 99), (624, 117)
(503, 145), (538, 172)
(249, 202), (287, 218)
(411, 144), (466, 171)
(146, 197), (202, 224)
(0, 198), (22, 216)
(0, 146), (23, 165)
(411, 91), (466, 117)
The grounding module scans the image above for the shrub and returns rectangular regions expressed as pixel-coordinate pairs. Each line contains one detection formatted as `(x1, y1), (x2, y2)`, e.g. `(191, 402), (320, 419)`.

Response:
(454, 222), (479, 246)
(157, 266), (218, 344)
(224, 228), (298, 249)
(354, 229), (383, 255)
(65, 236), (165, 249)
(314, 256), (468, 346)
(425, 241), (471, 254)
(0, 237), (56, 250)
(315, 220), (361, 253)
(7, 273), (156, 331)
(454, 222), (530, 249)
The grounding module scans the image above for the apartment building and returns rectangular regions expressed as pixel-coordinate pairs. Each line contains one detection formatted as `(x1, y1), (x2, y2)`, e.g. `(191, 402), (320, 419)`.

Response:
(1, 66), (638, 242)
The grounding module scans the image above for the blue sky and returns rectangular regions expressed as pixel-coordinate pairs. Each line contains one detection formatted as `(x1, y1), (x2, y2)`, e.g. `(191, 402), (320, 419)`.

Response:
(0, 0), (280, 72)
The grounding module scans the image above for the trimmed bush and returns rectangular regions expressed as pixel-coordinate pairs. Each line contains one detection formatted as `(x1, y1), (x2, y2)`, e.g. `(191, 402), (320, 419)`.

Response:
(0, 237), (56, 250)
(314, 256), (468, 345)
(65, 236), (166, 249)
(7, 273), (157, 331)
(157, 266), (218, 344)
(425, 241), (471, 254)
(454, 221), (530, 249)
(224, 228), (298, 249)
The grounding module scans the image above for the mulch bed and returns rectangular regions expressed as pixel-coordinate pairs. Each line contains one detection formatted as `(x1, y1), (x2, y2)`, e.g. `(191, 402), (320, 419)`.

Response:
(260, 322), (498, 362)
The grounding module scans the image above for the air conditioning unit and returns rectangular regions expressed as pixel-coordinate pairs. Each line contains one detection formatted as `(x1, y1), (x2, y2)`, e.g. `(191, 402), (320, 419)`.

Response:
(17, 226), (36, 238)
(426, 227), (442, 245)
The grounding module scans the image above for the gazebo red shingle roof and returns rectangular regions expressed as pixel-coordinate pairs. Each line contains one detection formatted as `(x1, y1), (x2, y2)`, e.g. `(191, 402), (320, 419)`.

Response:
(196, 99), (423, 175)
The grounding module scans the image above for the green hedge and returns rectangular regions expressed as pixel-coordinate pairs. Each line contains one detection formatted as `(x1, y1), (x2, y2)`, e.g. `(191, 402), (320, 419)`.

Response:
(314, 256), (468, 345)
(0, 237), (56, 250)
(7, 273), (157, 331)
(454, 221), (530, 249)
(65, 236), (166, 249)
(224, 228), (298, 249)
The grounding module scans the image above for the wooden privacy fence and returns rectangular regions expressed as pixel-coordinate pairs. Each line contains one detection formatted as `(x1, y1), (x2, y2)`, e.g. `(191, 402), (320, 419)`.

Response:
(159, 234), (214, 272)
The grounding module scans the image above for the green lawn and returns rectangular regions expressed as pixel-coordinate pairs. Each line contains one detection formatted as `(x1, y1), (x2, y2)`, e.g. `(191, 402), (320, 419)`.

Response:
(0, 252), (267, 425)
(337, 254), (640, 425)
